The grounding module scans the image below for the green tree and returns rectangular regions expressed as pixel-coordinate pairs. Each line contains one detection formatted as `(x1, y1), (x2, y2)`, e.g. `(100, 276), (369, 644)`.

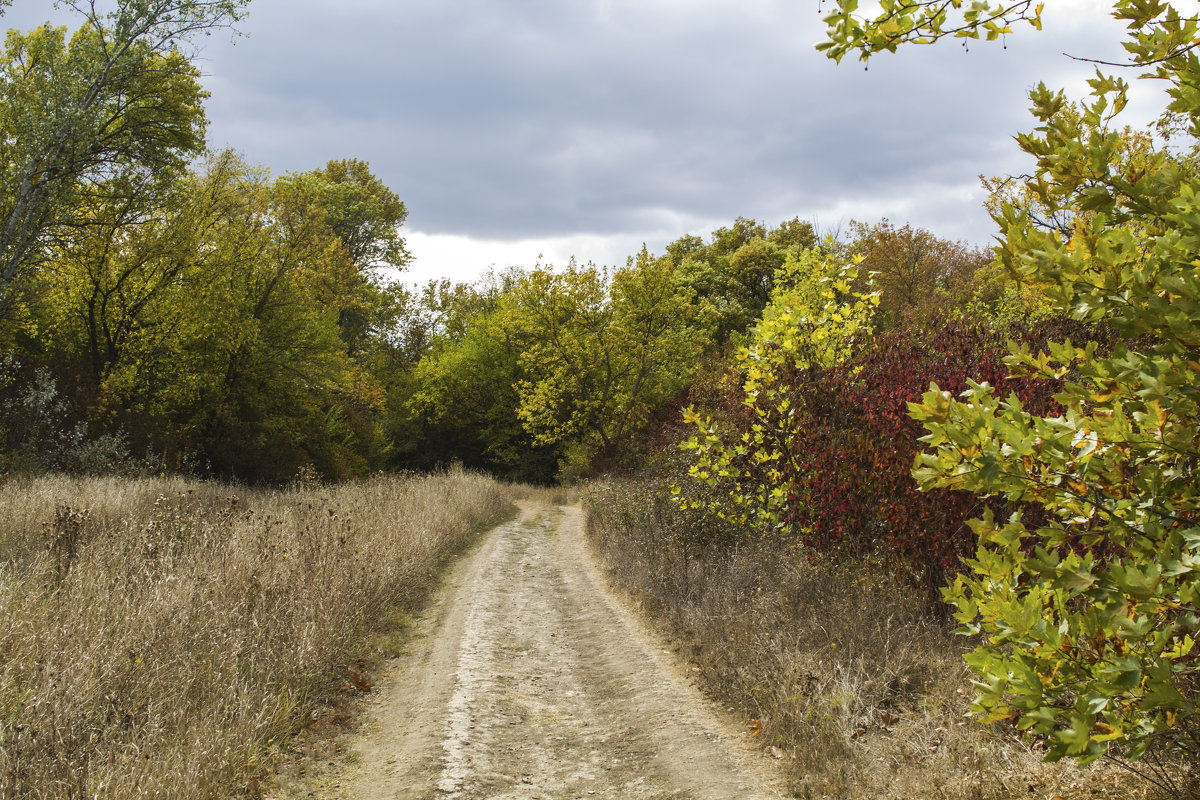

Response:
(313, 158), (410, 271)
(42, 167), (210, 384)
(671, 217), (816, 346)
(826, 0), (1200, 779)
(0, 0), (247, 315)
(510, 251), (700, 466)
(402, 300), (560, 482)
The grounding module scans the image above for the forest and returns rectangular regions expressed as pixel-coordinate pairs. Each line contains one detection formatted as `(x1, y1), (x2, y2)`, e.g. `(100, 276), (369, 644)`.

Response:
(3, 0), (1200, 798)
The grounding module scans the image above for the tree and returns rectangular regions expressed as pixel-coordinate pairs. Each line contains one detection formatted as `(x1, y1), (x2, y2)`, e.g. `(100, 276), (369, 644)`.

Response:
(402, 300), (561, 482)
(509, 251), (700, 467)
(313, 158), (410, 271)
(42, 166), (211, 385)
(824, 0), (1200, 779)
(0, 0), (248, 315)
(848, 219), (990, 329)
(671, 217), (816, 346)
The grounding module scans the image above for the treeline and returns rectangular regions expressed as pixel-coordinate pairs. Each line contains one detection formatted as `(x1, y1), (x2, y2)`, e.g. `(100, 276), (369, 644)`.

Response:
(0, 2), (1030, 492)
(0, 2), (983, 486)
(393, 215), (1012, 486)
(0, 5), (1010, 491)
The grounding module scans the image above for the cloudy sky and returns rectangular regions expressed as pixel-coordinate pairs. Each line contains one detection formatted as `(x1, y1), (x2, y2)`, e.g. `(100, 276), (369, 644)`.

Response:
(8, 1), (1159, 285)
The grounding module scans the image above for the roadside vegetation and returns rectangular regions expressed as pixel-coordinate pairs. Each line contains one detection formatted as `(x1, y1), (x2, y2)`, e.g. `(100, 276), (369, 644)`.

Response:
(0, 470), (513, 799)
(585, 476), (1153, 799)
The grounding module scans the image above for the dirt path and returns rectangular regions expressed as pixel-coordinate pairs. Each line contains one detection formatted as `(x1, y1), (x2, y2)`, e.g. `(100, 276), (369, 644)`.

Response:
(333, 502), (785, 800)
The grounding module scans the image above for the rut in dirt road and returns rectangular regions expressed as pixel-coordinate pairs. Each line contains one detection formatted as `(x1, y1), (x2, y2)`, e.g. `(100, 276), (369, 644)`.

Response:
(343, 503), (785, 800)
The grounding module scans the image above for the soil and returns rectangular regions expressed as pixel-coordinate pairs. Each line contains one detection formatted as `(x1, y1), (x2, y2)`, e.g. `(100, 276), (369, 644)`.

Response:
(280, 502), (786, 800)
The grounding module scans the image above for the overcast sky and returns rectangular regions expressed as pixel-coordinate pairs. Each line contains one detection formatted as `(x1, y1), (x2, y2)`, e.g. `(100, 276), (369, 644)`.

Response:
(8, 1), (1160, 285)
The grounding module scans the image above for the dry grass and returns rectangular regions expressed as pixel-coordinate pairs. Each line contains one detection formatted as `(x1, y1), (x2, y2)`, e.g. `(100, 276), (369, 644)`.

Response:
(0, 467), (514, 800)
(585, 478), (1160, 800)
(506, 482), (581, 507)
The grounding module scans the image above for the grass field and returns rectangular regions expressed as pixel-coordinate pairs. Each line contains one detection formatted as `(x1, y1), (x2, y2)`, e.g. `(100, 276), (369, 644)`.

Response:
(0, 469), (513, 800)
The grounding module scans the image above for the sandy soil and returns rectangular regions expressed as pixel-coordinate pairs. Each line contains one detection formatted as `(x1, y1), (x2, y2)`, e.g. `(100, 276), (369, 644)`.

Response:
(305, 502), (786, 800)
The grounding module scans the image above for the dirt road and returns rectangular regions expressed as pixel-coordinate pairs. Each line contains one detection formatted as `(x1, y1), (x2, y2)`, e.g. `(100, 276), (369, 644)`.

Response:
(336, 503), (784, 800)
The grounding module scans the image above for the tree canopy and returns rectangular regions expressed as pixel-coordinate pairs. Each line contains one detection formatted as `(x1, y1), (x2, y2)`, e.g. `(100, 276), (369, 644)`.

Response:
(0, 0), (247, 316)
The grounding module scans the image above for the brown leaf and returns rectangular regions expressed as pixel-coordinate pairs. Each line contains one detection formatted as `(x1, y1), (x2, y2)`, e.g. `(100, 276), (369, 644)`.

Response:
(348, 667), (374, 692)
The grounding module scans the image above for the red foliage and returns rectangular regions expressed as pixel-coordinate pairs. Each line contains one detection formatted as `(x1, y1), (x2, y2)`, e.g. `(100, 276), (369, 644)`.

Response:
(749, 315), (1084, 588)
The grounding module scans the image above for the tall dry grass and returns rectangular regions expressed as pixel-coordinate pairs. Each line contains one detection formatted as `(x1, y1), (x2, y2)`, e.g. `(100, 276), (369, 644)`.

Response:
(585, 478), (1160, 800)
(0, 468), (513, 800)
(506, 482), (581, 507)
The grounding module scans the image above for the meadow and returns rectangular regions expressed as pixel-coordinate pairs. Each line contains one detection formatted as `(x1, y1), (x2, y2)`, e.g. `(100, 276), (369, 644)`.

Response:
(0, 469), (513, 799)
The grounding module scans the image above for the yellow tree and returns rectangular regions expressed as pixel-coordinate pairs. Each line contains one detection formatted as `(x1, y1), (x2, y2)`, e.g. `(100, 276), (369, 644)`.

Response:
(849, 219), (990, 328)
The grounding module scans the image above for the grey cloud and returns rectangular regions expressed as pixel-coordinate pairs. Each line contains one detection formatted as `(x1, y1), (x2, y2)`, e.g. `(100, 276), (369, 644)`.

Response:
(4, 0), (1143, 250)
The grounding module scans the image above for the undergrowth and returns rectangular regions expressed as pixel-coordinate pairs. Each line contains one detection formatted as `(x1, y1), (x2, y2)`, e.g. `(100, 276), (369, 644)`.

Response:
(0, 468), (513, 799)
(584, 477), (1159, 800)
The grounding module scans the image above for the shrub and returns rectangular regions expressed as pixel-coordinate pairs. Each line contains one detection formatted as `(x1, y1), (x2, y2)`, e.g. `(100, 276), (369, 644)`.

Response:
(682, 280), (1082, 593)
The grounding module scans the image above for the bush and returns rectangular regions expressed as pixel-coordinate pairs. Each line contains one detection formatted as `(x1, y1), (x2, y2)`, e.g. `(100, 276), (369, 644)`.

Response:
(0, 361), (140, 477)
(683, 304), (1086, 595)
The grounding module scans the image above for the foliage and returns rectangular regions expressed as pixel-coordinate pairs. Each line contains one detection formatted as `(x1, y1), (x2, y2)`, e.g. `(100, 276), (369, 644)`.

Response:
(509, 251), (701, 463)
(819, 0), (1042, 63)
(679, 247), (877, 535)
(0, 0), (247, 315)
(835, 317), (1071, 584)
(0, 358), (138, 476)
(311, 157), (410, 271)
(670, 216), (817, 346)
(681, 253), (1073, 590)
(827, 0), (1200, 777)
(275, 159), (411, 354)
(35, 150), (407, 481)
(848, 220), (991, 330)
(402, 297), (561, 483)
